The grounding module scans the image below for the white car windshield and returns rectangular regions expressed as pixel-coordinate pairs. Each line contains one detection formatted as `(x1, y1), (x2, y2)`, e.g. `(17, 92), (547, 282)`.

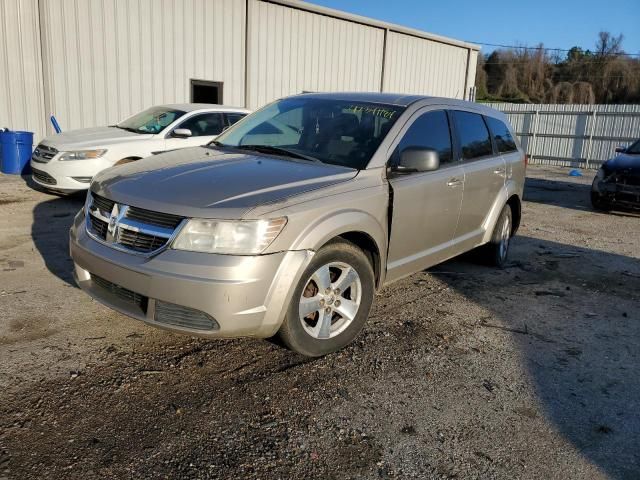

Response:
(117, 107), (187, 134)
(213, 97), (405, 170)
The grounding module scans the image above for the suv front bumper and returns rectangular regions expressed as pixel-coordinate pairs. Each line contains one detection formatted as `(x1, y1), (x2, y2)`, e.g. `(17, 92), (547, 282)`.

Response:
(69, 211), (313, 338)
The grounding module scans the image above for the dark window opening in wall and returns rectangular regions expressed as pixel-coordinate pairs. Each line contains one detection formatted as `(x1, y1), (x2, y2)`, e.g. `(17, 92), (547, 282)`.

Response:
(191, 80), (223, 104)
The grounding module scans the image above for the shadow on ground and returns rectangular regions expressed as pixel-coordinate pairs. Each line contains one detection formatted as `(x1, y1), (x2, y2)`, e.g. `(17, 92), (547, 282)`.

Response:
(524, 176), (594, 212)
(435, 235), (640, 479)
(28, 177), (84, 286)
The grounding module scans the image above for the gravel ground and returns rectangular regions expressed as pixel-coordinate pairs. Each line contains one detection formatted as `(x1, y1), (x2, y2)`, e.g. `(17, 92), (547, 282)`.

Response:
(1, 166), (639, 479)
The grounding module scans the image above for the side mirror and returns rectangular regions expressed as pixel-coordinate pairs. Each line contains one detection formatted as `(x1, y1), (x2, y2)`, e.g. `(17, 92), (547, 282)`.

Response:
(395, 148), (440, 173)
(173, 128), (192, 138)
(615, 145), (626, 153)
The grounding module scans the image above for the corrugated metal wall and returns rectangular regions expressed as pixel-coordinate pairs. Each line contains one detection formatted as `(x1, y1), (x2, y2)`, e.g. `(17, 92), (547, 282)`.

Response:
(0, 0), (46, 140)
(383, 31), (470, 98)
(246, 0), (385, 109)
(1, 0), (477, 143)
(488, 103), (640, 168)
(39, 0), (245, 137)
(466, 50), (478, 101)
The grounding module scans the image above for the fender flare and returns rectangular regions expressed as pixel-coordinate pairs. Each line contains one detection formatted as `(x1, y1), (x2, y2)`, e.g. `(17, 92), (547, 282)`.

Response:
(481, 180), (522, 244)
(288, 209), (387, 281)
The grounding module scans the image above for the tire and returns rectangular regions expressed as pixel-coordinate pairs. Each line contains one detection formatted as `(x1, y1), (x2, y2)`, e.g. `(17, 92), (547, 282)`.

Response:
(276, 239), (375, 357)
(481, 205), (513, 268)
(590, 191), (610, 211)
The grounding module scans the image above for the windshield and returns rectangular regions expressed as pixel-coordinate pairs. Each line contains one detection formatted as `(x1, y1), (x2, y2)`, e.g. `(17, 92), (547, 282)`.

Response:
(625, 139), (640, 155)
(213, 97), (405, 169)
(117, 107), (187, 134)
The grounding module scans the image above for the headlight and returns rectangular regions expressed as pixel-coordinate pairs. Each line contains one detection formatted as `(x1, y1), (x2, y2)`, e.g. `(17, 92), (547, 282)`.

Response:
(59, 149), (107, 161)
(172, 217), (287, 255)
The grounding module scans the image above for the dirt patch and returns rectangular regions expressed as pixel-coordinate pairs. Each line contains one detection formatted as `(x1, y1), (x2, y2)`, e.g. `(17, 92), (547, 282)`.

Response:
(1, 166), (639, 479)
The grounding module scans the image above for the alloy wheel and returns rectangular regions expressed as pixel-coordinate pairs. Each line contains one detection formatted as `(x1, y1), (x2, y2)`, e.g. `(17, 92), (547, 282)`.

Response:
(298, 262), (362, 340)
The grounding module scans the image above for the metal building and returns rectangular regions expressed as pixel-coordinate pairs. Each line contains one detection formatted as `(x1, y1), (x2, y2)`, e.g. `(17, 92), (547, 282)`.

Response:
(0, 0), (479, 142)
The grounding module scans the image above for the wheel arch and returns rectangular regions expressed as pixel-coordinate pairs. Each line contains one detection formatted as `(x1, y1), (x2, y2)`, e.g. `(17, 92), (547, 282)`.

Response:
(481, 182), (522, 244)
(287, 210), (387, 289)
(114, 156), (142, 166)
(506, 194), (521, 235)
(332, 231), (382, 290)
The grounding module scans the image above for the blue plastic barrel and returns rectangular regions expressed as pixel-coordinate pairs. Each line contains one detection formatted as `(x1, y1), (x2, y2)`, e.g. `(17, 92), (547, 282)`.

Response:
(0, 130), (34, 175)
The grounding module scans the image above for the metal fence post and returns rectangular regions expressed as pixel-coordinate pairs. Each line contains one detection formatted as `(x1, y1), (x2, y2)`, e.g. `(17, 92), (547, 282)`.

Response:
(530, 107), (540, 163)
(584, 110), (597, 169)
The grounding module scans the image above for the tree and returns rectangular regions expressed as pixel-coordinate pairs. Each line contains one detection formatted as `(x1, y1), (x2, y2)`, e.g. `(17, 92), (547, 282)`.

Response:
(474, 32), (638, 104)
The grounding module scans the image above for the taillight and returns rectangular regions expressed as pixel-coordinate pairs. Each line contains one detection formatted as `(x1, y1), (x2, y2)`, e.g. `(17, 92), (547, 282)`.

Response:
(524, 154), (529, 167)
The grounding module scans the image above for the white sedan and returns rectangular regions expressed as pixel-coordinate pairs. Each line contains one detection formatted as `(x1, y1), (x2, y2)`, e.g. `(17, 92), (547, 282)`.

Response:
(30, 104), (250, 192)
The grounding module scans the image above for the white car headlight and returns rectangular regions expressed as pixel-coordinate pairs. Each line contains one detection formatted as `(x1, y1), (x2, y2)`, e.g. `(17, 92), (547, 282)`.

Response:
(59, 149), (107, 161)
(172, 217), (287, 255)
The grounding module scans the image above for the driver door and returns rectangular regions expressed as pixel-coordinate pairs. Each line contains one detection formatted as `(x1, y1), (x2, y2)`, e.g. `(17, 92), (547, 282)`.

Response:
(164, 112), (226, 151)
(386, 109), (464, 282)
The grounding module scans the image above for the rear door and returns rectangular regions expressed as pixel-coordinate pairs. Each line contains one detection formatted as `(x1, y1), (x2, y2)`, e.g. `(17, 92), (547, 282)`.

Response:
(484, 115), (525, 192)
(164, 112), (226, 151)
(451, 110), (505, 246)
(386, 109), (464, 282)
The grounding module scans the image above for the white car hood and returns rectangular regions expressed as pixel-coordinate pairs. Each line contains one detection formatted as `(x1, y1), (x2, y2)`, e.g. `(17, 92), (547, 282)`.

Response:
(41, 126), (153, 149)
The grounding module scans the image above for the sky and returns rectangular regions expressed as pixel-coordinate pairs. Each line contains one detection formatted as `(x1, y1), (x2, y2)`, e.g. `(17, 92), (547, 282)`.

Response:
(309, 0), (640, 57)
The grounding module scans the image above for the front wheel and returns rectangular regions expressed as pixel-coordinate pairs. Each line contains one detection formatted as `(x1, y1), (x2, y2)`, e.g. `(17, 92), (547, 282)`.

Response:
(590, 191), (610, 211)
(276, 240), (375, 357)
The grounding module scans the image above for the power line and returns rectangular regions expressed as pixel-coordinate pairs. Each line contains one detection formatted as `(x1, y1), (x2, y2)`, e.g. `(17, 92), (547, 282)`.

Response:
(466, 41), (640, 58)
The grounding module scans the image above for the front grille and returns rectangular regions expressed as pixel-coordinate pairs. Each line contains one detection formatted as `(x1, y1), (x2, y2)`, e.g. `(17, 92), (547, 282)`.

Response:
(155, 301), (218, 330)
(32, 168), (57, 185)
(615, 175), (640, 187)
(31, 144), (58, 163)
(86, 193), (183, 255)
(92, 193), (115, 214)
(126, 206), (182, 229)
(118, 228), (168, 252)
(90, 215), (109, 239)
(92, 274), (148, 312)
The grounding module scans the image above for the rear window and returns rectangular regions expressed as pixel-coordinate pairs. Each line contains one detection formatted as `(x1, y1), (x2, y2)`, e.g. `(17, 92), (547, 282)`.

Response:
(452, 111), (493, 160)
(485, 116), (518, 153)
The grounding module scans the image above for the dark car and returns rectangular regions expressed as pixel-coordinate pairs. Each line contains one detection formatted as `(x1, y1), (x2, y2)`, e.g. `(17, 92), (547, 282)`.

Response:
(591, 139), (640, 211)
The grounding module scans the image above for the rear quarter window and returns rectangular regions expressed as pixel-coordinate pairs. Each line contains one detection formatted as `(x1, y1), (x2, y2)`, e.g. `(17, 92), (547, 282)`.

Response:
(485, 116), (518, 153)
(452, 111), (493, 160)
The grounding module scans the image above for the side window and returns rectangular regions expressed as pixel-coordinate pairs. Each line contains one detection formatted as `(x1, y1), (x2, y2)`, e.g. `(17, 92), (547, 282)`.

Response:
(452, 111), (493, 160)
(225, 113), (246, 126)
(485, 116), (518, 153)
(177, 113), (224, 137)
(393, 110), (453, 166)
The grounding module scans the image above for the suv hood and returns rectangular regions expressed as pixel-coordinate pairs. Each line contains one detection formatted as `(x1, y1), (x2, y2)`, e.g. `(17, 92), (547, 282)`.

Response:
(91, 147), (357, 219)
(604, 153), (640, 174)
(41, 126), (153, 149)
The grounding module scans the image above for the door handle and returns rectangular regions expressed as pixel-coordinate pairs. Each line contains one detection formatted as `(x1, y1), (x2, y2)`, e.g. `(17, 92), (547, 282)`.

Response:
(493, 168), (506, 175)
(447, 178), (463, 187)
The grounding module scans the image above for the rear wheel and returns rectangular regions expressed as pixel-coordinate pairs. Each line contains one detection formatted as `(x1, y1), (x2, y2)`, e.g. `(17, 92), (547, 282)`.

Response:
(276, 240), (375, 357)
(481, 205), (512, 268)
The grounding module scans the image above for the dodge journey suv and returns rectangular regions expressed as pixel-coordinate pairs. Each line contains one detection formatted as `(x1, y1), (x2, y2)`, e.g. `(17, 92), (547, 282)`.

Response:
(70, 93), (525, 357)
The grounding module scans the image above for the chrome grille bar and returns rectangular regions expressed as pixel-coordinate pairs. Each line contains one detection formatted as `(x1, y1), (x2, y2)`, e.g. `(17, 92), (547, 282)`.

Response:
(85, 192), (185, 256)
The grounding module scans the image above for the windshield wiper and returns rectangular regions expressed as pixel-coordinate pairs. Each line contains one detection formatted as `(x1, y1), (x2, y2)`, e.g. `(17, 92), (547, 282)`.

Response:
(234, 144), (322, 163)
